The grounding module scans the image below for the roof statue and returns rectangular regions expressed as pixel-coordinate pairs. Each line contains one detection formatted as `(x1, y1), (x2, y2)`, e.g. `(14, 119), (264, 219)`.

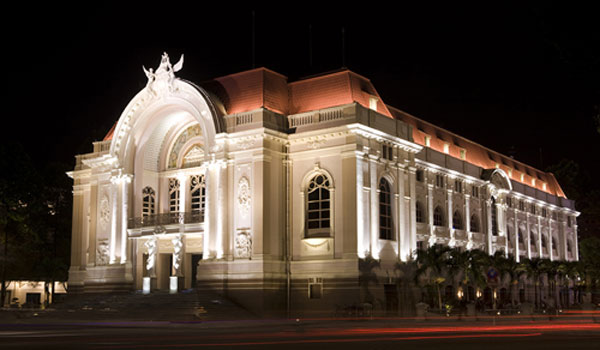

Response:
(143, 52), (184, 96)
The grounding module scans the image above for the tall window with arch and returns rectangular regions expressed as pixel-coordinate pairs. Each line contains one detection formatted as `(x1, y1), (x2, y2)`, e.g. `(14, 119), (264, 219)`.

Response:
(518, 228), (525, 245)
(470, 214), (480, 233)
(491, 197), (498, 236)
(416, 201), (425, 223)
(452, 210), (463, 230)
(190, 175), (206, 220)
(530, 231), (537, 252)
(306, 173), (331, 237)
(379, 178), (393, 240)
(169, 178), (180, 213)
(433, 206), (444, 227)
(142, 186), (156, 217)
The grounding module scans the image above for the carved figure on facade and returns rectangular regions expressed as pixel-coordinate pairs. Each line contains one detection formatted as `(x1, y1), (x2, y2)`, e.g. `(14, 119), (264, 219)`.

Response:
(144, 236), (158, 271)
(143, 52), (184, 97)
(99, 195), (110, 228)
(96, 239), (109, 265)
(235, 231), (252, 259)
(172, 233), (184, 274)
(238, 176), (251, 217)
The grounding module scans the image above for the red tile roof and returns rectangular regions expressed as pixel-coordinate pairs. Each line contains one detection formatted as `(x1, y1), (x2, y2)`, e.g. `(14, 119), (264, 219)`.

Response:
(389, 106), (566, 198)
(101, 67), (565, 198)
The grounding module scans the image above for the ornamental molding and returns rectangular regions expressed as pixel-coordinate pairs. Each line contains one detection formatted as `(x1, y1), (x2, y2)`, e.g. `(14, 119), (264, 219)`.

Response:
(234, 231), (252, 259)
(96, 239), (109, 266)
(238, 176), (251, 217)
(347, 124), (422, 154)
(99, 195), (110, 228)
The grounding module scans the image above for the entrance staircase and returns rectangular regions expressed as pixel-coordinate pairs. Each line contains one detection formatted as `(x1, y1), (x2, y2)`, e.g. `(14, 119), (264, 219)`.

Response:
(53, 288), (256, 321)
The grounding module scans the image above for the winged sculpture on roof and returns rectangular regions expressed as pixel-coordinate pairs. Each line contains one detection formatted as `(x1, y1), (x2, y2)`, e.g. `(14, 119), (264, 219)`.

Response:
(143, 52), (184, 96)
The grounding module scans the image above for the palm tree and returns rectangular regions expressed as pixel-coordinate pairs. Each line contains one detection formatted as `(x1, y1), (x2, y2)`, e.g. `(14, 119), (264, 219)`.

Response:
(447, 248), (488, 301)
(395, 259), (418, 316)
(358, 255), (381, 304)
(415, 244), (451, 311)
(490, 252), (523, 306)
(520, 257), (544, 307)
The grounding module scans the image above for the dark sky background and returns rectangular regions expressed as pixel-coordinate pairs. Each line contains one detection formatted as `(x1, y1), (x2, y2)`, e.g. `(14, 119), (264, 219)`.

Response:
(5, 4), (600, 194)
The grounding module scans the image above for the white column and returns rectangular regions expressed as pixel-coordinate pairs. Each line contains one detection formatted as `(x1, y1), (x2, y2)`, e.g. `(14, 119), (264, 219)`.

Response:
(549, 218), (553, 261)
(537, 216), (543, 257)
(526, 213), (531, 259)
(514, 209), (520, 262)
(573, 219), (579, 261)
(427, 183), (435, 246)
(356, 154), (366, 258)
(178, 174), (188, 217)
(109, 180), (118, 264)
(216, 162), (227, 259)
(369, 155), (378, 258)
(486, 199), (493, 254)
(465, 194), (472, 250)
(408, 167), (417, 256)
(397, 166), (405, 260)
(120, 175), (132, 264)
(447, 188), (454, 247)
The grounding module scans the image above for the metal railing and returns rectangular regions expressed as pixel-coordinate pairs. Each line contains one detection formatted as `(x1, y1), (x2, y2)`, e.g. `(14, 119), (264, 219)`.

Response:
(128, 211), (204, 229)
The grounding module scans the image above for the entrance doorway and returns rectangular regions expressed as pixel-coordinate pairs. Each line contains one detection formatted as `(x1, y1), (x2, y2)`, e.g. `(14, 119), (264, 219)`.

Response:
(384, 284), (398, 314)
(158, 254), (173, 290)
(191, 254), (202, 288)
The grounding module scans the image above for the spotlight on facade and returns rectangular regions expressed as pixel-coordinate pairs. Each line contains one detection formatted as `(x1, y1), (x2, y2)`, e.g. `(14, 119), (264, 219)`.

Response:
(170, 276), (178, 294)
(476, 289), (482, 299)
(143, 277), (151, 295)
(457, 288), (464, 300)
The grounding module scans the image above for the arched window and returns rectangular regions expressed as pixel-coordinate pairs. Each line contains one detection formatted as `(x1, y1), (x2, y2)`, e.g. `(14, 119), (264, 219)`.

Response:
(379, 178), (393, 240)
(506, 226), (512, 244)
(518, 228), (525, 244)
(416, 201), (425, 223)
(190, 175), (206, 219)
(567, 240), (572, 253)
(142, 186), (155, 217)
(530, 231), (537, 252)
(169, 178), (180, 213)
(452, 210), (463, 230)
(542, 235), (548, 249)
(470, 214), (480, 233)
(433, 206), (444, 227)
(491, 197), (498, 236)
(306, 173), (331, 237)
(552, 237), (558, 251)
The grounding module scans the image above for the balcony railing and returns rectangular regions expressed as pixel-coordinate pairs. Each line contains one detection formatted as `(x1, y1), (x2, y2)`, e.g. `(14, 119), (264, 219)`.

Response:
(128, 212), (204, 229)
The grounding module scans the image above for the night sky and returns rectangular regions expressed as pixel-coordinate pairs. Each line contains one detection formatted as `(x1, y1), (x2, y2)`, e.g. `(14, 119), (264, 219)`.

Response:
(6, 4), (600, 192)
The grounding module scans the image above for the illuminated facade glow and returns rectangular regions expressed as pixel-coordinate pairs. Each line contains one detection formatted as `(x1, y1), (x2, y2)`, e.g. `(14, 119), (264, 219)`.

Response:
(68, 53), (579, 315)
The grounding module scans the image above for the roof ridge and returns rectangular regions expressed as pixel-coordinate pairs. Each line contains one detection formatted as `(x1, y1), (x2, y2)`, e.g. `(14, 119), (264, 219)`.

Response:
(387, 105), (551, 176)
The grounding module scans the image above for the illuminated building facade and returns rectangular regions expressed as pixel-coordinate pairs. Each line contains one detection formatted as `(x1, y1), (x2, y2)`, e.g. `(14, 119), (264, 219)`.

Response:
(68, 53), (579, 314)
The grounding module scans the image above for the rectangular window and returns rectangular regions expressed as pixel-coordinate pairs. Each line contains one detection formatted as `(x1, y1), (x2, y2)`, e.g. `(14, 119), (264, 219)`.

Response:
(382, 144), (393, 161)
(459, 148), (466, 160)
(567, 216), (572, 227)
(369, 96), (378, 111)
(424, 135), (431, 147)
(443, 143), (450, 154)
(519, 200), (525, 211)
(507, 197), (512, 208)
(436, 174), (444, 188)
(455, 179), (462, 193)
(169, 178), (180, 213)
(472, 186), (479, 198)
(416, 169), (424, 182)
(542, 208), (547, 218)
(308, 277), (323, 299)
